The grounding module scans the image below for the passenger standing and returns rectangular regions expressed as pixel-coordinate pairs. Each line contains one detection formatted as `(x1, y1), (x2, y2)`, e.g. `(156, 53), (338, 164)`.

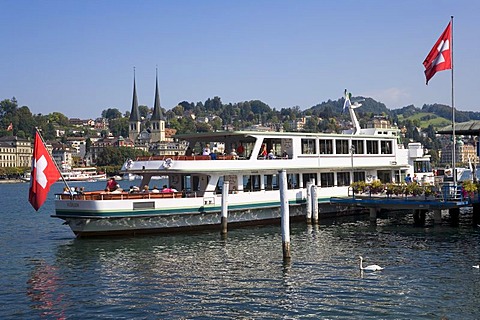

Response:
(203, 144), (211, 155)
(404, 174), (412, 184)
(413, 174), (419, 184)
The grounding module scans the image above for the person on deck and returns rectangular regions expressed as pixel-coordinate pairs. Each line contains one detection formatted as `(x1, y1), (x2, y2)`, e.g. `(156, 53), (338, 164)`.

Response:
(267, 149), (276, 159)
(260, 144), (267, 159)
(203, 144), (211, 155)
(161, 185), (173, 193)
(404, 174), (412, 184)
(106, 177), (118, 191)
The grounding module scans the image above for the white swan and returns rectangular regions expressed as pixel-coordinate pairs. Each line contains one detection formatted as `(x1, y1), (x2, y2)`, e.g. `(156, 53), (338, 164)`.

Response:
(473, 265), (479, 269)
(359, 256), (384, 271)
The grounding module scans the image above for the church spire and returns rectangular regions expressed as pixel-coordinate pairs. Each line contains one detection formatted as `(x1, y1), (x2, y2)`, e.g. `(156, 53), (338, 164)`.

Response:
(151, 68), (164, 121)
(129, 68), (140, 122)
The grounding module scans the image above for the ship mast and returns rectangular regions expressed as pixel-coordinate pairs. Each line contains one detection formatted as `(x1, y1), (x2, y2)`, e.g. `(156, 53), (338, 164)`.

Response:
(343, 89), (362, 135)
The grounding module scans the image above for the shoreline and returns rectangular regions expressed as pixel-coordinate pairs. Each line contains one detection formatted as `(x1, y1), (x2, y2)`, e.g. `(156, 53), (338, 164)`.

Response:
(0, 179), (26, 184)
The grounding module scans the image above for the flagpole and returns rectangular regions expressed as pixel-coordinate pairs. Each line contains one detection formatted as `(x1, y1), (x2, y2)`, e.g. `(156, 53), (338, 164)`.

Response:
(34, 128), (73, 194)
(450, 16), (456, 185)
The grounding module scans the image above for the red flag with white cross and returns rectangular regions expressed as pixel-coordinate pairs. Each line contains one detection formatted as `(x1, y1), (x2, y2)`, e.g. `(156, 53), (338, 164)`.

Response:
(29, 131), (61, 211)
(423, 21), (452, 85)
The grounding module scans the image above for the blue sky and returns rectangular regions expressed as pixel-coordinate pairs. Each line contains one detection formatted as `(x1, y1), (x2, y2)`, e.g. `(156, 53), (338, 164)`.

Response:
(1, 0), (479, 118)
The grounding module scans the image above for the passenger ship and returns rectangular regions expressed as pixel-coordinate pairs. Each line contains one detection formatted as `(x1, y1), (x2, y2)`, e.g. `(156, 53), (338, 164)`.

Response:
(53, 93), (433, 237)
(60, 167), (107, 182)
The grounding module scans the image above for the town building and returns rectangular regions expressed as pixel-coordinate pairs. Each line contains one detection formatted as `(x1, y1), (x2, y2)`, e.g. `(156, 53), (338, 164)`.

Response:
(0, 136), (32, 168)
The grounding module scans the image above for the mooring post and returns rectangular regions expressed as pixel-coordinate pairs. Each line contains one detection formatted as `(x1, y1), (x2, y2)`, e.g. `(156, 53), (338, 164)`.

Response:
(279, 169), (291, 260)
(311, 184), (319, 224)
(306, 181), (312, 224)
(221, 181), (229, 235)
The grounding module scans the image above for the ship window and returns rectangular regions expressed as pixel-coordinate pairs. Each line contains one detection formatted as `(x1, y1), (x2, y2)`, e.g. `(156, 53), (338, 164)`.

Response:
(336, 140), (349, 154)
(366, 140), (379, 154)
(287, 173), (299, 189)
(381, 141), (392, 154)
(243, 175), (261, 192)
(352, 140), (364, 154)
(319, 139), (333, 154)
(302, 173), (317, 188)
(264, 174), (279, 190)
(377, 170), (391, 183)
(337, 172), (350, 186)
(353, 171), (365, 182)
(320, 173), (334, 187)
(301, 139), (316, 154)
(414, 161), (431, 173)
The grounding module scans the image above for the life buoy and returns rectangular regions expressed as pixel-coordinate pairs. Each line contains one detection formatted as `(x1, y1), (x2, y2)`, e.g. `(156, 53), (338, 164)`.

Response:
(163, 158), (173, 169)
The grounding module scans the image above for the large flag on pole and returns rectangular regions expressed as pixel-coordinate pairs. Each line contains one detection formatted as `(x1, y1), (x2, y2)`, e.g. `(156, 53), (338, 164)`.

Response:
(29, 131), (61, 211)
(423, 22), (452, 84)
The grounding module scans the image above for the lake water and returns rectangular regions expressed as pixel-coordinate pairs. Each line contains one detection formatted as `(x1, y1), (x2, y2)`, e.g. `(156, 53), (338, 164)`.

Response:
(1, 181), (479, 319)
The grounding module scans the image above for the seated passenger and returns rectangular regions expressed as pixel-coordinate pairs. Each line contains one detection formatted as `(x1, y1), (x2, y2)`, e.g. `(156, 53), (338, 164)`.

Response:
(129, 185), (140, 193)
(151, 185), (160, 193)
(161, 185), (178, 193)
(268, 150), (276, 159)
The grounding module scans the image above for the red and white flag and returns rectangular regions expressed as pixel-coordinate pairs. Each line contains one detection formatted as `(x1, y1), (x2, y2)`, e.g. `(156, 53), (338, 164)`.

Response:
(423, 22), (452, 85)
(29, 131), (61, 211)
(7, 122), (13, 131)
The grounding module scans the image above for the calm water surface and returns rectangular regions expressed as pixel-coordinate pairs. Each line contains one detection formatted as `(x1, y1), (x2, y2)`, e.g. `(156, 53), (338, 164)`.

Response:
(1, 181), (479, 319)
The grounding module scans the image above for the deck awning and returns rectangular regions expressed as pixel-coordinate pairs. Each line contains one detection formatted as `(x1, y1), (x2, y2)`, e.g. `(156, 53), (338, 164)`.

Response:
(437, 120), (480, 135)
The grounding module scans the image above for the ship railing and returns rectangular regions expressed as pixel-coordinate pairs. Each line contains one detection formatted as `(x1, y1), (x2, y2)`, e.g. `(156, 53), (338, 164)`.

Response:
(135, 155), (238, 161)
(56, 191), (188, 201)
(436, 183), (466, 202)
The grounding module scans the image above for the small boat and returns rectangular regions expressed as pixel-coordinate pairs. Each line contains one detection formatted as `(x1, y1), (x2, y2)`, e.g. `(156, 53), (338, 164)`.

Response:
(52, 91), (435, 237)
(60, 167), (107, 182)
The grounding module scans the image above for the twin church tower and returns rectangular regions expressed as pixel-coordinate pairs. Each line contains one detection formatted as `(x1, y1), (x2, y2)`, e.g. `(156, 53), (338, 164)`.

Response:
(128, 69), (166, 143)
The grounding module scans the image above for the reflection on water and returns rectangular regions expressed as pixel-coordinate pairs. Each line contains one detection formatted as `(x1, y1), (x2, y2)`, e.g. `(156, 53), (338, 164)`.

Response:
(44, 221), (480, 319)
(26, 259), (66, 319)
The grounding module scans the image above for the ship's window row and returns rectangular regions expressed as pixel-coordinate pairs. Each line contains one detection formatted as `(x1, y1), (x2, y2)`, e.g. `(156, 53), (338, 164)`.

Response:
(302, 138), (393, 155)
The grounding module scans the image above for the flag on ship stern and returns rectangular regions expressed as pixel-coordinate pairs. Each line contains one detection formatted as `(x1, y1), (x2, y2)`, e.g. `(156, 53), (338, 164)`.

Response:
(423, 21), (452, 84)
(29, 131), (61, 211)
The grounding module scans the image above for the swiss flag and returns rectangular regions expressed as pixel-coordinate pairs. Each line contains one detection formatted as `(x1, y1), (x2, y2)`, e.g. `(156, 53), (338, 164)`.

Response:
(423, 22), (452, 85)
(29, 131), (61, 211)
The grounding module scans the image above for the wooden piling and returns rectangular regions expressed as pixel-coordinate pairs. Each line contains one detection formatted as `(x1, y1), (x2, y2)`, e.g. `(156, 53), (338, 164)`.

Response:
(369, 207), (377, 222)
(279, 169), (291, 260)
(472, 203), (480, 226)
(449, 207), (460, 226)
(311, 184), (319, 224)
(433, 209), (442, 225)
(306, 181), (312, 224)
(221, 181), (229, 235)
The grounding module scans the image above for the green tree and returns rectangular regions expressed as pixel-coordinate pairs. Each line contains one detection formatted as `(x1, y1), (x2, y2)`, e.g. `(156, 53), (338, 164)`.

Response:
(139, 105), (150, 119)
(96, 147), (149, 166)
(102, 108), (122, 120)
(109, 118), (129, 137)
